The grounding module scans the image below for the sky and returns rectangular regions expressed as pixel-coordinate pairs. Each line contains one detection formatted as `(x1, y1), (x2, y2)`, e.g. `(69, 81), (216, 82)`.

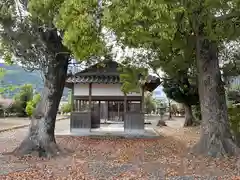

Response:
(152, 86), (167, 101)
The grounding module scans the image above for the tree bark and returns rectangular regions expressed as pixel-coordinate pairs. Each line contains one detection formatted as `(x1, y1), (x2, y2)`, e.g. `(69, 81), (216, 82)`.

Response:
(183, 103), (194, 127)
(192, 36), (240, 156)
(168, 99), (172, 120)
(12, 54), (69, 158)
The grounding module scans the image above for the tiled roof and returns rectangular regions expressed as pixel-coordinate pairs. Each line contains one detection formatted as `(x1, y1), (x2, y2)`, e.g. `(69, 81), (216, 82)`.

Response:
(66, 75), (120, 84)
(65, 60), (161, 91)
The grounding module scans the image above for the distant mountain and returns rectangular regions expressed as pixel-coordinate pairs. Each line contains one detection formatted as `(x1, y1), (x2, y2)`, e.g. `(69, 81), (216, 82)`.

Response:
(0, 63), (43, 87)
(0, 63), (69, 99)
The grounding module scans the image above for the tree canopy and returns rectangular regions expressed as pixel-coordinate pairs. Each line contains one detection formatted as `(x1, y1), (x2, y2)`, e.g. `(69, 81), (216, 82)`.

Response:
(0, 0), (107, 70)
(118, 61), (148, 94)
(162, 75), (199, 106)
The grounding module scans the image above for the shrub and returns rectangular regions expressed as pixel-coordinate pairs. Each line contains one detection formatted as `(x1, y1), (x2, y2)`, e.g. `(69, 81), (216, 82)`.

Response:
(25, 93), (41, 117)
(0, 105), (4, 117)
(228, 105), (240, 145)
(61, 103), (71, 114)
(25, 101), (35, 117)
(144, 93), (156, 114)
(12, 100), (26, 117)
(192, 104), (201, 120)
(170, 104), (178, 116)
(178, 104), (185, 116)
(14, 84), (33, 117)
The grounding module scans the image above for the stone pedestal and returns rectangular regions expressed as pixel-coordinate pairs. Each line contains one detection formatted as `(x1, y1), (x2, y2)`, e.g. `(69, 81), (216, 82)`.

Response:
(124, 112), (144, 134)
(70, 112), (91, 132)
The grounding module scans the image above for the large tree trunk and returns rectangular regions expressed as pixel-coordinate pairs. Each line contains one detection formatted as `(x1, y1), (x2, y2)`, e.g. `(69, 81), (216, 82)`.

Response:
(183, 103), (194, 127)
(192, 36), (239, 156)
(12, 54), (69, 158)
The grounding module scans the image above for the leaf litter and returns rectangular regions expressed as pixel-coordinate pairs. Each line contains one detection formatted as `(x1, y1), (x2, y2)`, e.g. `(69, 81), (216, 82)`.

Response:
(0, 126), (239, 180)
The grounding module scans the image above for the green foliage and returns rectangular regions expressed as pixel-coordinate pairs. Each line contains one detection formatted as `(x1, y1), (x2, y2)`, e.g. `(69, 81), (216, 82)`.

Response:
(14, 84), (33, 117)
(28, 0), (106, 60)
(144, 93), (156, 114)
(103, 0), (194, 74)
(0, 105), (4, 116)
(192, 104), (202, 120)
(25, 101), (35, 117)
(227, 90), (240, 104)
(0, 67), (6, 96)
(67, 90), (72, 104)
(226, 84), (240, 104)
(170, 103), (179, 116)
(28, 0), (65, 23)
(14, 84), (33, 102)
(103, 0), (176, 49)
(178, 104), (185, 116)
(0, 0), (107, 74)
(0, 67), (18, 97)
(228, 105), (240, 143)
(103, 0), (240, 77)
(33, 93), (41, 104)
(56, 0), (106, 60)
(61, 103), (71, 114)
(25, 93), (41, 117)
(221, 41), (240, 78)
(60, 90), (71, 114)
(0, 67), (5, 80)
(162, 75), (199, 106)
(118, 62), (148, 94)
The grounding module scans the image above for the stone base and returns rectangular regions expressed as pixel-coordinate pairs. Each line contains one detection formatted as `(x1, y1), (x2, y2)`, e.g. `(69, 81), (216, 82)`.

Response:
(70, 128), (90, 134)
(124, 129), (145, 135)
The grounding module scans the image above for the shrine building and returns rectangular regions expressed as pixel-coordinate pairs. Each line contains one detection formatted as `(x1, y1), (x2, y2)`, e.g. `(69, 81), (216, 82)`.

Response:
(65, 60), (160, 134)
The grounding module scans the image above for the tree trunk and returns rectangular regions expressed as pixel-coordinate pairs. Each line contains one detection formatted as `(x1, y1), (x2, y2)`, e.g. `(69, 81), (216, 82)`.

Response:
(12, 54), (69, 158)
(168, 99), (172, 120)
(192, 36), (239, 156)
(183, 103), (194, 127)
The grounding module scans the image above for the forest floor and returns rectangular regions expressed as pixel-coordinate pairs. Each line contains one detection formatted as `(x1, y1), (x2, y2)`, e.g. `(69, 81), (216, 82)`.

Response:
(0, 117), (240, 180)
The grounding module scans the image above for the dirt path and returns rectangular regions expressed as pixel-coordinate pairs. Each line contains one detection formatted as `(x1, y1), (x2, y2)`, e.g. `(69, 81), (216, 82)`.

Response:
(0, 117), (30, 132)
(155, 116), (200, 148)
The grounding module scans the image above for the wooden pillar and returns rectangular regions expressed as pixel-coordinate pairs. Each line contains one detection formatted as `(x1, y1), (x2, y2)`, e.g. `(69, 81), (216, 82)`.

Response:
(105, 101), (108, 122)
(98, 100), (101, 121)
(123, 93), (127, 121)
(89, 83), (92, 112)
(71, 86), (74, 111)
(89, 83), (92, 129)
(98, 100), (101, 111)
(117, 101), (120, 121)
(108, 101), (109, 121)
(141, 86), (144, 113)
(79, 100), (82, 111)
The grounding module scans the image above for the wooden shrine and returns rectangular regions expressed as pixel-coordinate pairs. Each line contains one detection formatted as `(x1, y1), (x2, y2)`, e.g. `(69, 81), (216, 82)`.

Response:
(65, 60), (160, 133)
